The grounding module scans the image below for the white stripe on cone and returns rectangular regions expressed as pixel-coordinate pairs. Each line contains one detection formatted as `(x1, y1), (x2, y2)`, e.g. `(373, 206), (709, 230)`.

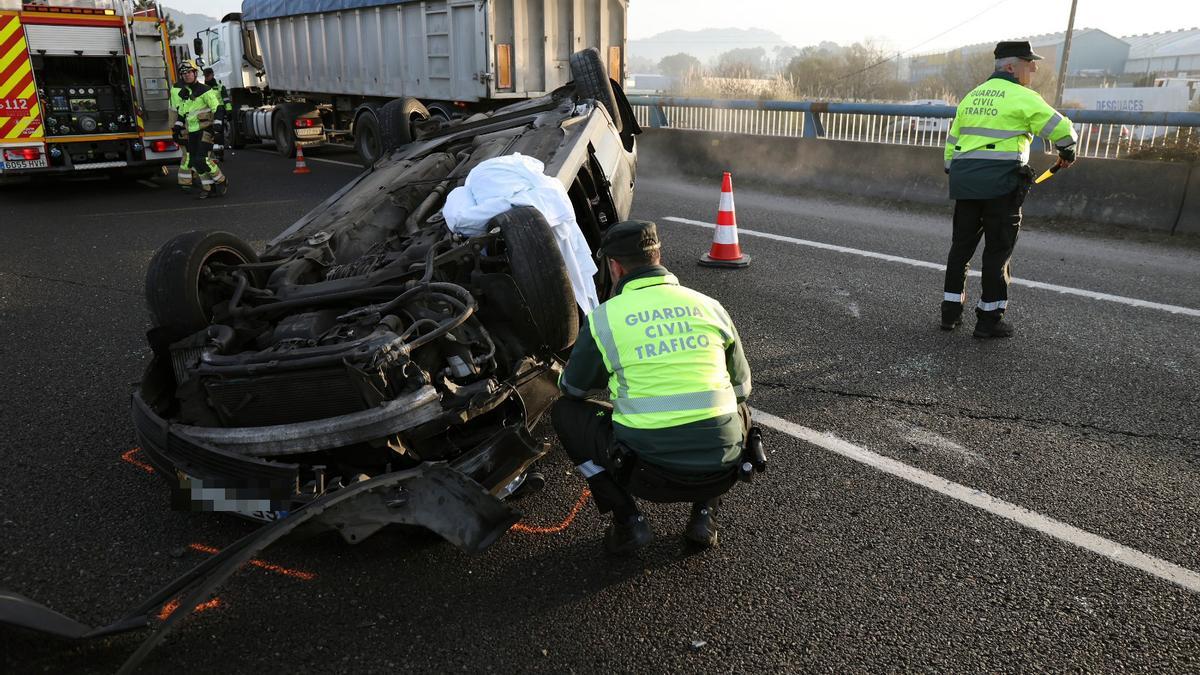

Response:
(719, 190), (735, 213)
(714, 224), (739, 245)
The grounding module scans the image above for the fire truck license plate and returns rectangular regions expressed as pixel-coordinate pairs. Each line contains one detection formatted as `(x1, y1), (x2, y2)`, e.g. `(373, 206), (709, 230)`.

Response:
(0, 158), (48, 170)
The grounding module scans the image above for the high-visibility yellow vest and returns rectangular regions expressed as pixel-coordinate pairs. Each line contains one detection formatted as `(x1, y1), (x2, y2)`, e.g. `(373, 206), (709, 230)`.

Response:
(588, 274), (741, 429)
(945, 77), (1078, 169)
(170, 85), (222, 133)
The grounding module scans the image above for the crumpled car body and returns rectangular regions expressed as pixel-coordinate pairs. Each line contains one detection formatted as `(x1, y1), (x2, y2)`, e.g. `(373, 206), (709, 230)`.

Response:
(133, 51), (641, 550)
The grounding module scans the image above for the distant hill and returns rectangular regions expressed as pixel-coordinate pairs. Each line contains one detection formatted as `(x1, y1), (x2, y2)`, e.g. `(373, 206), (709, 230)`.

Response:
(162, 6), (221, 45)
(630, 27), (794, 66)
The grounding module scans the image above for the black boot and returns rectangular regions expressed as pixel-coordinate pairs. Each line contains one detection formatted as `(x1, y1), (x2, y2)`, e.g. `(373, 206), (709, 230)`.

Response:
(685, 500), (720, 549)
(604, 513), (653, 555)
(940, 301), (963, 331)
(973, 314), (1015, 338)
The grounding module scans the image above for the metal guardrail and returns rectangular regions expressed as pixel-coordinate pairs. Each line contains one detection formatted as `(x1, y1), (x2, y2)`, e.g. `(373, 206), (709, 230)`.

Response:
(629, 95), (1200, 160)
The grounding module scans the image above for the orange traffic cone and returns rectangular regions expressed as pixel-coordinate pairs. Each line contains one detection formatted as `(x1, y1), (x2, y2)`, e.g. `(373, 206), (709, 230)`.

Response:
(699, 172), (750, 268)
(293, 144), (311, 174)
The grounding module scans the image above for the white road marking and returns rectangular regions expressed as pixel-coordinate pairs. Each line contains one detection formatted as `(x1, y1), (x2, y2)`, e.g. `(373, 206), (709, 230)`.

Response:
(664, 216), (1200, 318)
(85, 199), (297, 218)
(751, 407), (1200, 594)
(250, 148), (363, 169)
(136, 179), (160, 189)
(891, 420), (986, 466)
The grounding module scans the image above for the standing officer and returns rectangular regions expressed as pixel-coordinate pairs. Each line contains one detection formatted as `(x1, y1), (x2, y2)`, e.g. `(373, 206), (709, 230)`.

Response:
(169, 61), (228, 198)
(941, 41), (1077, 337)
(552, 220), (756, 555)
(203, 67), (233, 161)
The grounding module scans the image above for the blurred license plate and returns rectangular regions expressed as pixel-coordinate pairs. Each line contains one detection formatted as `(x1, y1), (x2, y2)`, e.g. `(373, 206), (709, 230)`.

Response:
(174, 470), (289, 522)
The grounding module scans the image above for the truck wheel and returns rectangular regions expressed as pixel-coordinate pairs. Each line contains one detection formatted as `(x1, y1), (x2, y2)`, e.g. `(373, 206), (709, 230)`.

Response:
(490, 206), (579, 352)
(230, 119), (246, 150)
(378, 97), (429, 153)
(569, 48), (623, 133)
(354, 110), (383, 166)
(145, 230), (260, 337)
(273, 117), (296, 158)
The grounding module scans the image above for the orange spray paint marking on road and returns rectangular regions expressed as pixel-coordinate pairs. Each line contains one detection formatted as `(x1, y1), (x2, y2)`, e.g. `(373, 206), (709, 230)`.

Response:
(121, 447), (155, 474)
(188, 543), (317, 581)
(156, 596), (223, 621)
(510, 488), (591, 535)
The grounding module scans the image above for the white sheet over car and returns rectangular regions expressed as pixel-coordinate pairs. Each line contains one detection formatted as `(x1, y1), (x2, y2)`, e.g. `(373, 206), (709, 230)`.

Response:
(443, 154), (600, 313)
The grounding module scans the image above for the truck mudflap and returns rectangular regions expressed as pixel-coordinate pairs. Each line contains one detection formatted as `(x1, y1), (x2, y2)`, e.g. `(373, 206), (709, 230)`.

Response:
(0, 442), (541, 672)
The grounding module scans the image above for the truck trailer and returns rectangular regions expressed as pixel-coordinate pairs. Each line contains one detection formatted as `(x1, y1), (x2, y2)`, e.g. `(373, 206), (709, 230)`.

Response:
(0, 0), (183, 183)
(197, 0), (628, 164)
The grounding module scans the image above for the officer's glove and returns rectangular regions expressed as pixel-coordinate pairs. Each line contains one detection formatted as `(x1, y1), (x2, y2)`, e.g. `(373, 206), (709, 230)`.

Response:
(171, 120), (185, 142)
(1057, 146), (1076, 164)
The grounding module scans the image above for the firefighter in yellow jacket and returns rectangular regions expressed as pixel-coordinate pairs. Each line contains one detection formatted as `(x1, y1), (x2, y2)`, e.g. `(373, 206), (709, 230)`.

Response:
(169, 61), (228, 198)
(941, 41), (1077, 337)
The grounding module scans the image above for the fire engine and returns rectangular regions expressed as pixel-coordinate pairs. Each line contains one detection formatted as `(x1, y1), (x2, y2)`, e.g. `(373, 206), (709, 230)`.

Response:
(0, 0), (182, 183)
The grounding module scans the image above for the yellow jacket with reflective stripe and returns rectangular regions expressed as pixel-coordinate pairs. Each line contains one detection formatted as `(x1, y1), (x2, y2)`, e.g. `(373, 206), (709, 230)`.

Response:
(944, 76), (1078, 169)
(169, 83), (223, 133)
(588, 273), (742, 429)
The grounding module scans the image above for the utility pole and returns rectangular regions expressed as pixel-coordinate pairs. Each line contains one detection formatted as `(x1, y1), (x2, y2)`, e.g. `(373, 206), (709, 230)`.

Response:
(1054, 0), (1079, 106)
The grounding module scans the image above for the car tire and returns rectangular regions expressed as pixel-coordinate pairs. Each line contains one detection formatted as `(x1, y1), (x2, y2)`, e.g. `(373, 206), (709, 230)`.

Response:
(569, 48), (623, 133)
(491, 206), (579, 352)
(273, 116), (296, 158)
(378, 97), (429, 153)
(354, 110), (383, 166)
(145, 230), (259, 337)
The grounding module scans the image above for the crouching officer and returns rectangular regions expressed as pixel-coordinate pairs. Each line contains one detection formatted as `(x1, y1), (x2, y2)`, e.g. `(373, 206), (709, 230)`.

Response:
(941, 40), (1078, 337)
(169, 61), (228, 198)
(552, 220), (758, 555)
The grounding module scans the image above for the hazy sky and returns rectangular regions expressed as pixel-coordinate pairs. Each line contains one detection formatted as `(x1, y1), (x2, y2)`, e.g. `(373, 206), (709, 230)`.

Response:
(165, 0), (1194, 54)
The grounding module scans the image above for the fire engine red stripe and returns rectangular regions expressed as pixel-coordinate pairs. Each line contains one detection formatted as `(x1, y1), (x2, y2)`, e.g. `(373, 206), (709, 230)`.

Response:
(0, 71), (33, 100)
(0, 55), (28, 91)
(0, 117), (20, 138)
(19, 15), (122, 27)
(0, 26), (25, 60)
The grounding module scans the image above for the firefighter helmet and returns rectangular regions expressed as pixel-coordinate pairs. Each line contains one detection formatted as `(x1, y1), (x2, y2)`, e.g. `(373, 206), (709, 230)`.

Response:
(178, 60), (199, 77)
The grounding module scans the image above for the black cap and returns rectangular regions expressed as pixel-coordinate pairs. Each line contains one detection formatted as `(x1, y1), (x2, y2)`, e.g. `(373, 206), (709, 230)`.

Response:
(994, 41), (1043, 61)
(598, 220), (660, 259)
(203, 67), (215, 76)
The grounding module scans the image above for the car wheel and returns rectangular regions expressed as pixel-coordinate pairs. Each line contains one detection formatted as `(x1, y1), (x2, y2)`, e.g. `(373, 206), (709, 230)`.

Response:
(378, 97), (429, 153)
(354, 110), (383, 166)
(145, 230), (259, 337)
(273, 116), (296, 158)
(569, 48), (623, 133)
(490, 206), (579, 352)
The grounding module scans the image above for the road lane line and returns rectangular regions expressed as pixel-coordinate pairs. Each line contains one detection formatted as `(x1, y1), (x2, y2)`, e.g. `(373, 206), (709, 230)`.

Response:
(664, 216), (1200, 318)
(250, 148), (363, 168)
(751, 407), (1200, 594)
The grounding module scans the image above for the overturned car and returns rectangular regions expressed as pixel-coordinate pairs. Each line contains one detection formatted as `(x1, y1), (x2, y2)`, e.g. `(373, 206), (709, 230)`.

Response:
(133, 49), (641, 553)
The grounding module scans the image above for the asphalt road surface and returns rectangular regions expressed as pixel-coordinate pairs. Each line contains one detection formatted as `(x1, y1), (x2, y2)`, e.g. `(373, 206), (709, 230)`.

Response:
(1, 144), (1198, 673)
